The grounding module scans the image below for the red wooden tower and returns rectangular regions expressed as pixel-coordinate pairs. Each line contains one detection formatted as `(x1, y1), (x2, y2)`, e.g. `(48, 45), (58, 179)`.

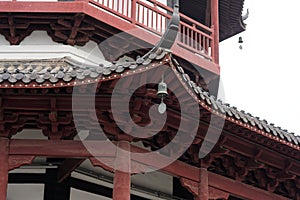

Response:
(0, 0), (299, 200)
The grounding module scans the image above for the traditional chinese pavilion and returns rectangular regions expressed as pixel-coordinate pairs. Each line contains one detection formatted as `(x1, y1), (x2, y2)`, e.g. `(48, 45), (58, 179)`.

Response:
(0, 0), (299, 200)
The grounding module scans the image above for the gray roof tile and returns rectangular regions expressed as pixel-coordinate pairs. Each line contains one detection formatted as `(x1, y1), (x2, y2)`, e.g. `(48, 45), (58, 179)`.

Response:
(1, 50), (299, 148)
(0, 48), (166, 85)
(170, 57), (300, 148)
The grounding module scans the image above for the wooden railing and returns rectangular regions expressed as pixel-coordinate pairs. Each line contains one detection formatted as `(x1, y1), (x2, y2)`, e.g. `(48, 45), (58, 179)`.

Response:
(88, 0), (215, 61)
(1, 0), (216, 63)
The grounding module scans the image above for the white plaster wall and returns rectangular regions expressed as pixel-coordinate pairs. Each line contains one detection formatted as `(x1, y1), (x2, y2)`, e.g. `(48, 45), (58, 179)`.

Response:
(7, 184), (44, 200)
(0, 31), (109, 66)
(71, 189), (111, 200)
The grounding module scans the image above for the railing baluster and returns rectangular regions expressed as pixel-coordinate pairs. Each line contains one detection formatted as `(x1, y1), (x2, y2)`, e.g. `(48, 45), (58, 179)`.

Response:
(132, 0), (137, 24)
(116, 0), (119, 11)
(151, 9), (153, 29)
(142, 6), (144, 25)
(206, 37), (209, 54)
(160, 15), (163, 34)
(127, 0), (130, 17)
(120, 0), (122, 13)
(83, 0), (214, 60)
(157, 11), (159, 32)
(202, 35), (205, 53)
(146, 6), (149, 27)
(192, 24), (195, 48)
(194, 30), (197, 49)
(184, 26), (186, 46)
(125, 0), (127, 16)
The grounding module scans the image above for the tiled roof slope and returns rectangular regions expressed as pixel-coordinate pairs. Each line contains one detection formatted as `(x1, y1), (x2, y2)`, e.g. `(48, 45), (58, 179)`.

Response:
(169, 56), (300, 150)
(0, 51), (167, 85)
(219, 0), (246, 41)
(0, 51), (299, 150)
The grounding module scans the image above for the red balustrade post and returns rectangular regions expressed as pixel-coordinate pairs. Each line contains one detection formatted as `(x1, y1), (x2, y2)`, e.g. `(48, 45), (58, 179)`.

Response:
(196, 168), (209, 200)
(0, 138), (9, 200)
(211, 0), (219, 64)
(131, 0), (137, 24)
(112, 141), (131, 200)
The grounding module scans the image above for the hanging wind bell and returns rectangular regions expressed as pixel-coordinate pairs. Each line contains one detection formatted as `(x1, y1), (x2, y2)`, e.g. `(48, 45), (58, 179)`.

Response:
(157, 76), (168, 114)
(238, 36), (243, 50)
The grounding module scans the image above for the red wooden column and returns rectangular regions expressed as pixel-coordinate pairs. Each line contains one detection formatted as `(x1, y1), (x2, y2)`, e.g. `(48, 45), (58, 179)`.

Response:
(197, 168), (209, 200)
(0, 138), (9, 200)
(211, 0), (219, 65)
(113, 141), (131, 200)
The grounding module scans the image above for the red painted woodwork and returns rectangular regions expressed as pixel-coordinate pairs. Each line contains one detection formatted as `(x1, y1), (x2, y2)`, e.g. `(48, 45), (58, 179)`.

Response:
(57, 158), (85, 183)
(211, 0), (219, 65)
(113, 141), (131, 200)
(8, 155), (35, 171)
(90, 157), (115, 174)
(8, 139), (199, 180)
(0, 0), (220, 74)
(208, 172), (290, 200)
(198, 168), (209, 200)
(9, 140), (115, 158)
(180, 178), (198, 196)
(180, 169), (296, 200)
(0, 0), (299, 199)
(0, 138), (9, 200)
(5, 138), (300, 199)
(208, 187), (229, 200)
(180, 178), (230, 200)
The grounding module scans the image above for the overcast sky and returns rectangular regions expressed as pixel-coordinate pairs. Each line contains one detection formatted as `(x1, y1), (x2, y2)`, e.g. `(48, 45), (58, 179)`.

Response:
(220, 0), (300, 135)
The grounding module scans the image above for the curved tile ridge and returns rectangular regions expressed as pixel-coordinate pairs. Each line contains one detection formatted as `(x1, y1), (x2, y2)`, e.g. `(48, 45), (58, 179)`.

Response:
(170, 56), (300, 149)
(0, 49), (168, 86)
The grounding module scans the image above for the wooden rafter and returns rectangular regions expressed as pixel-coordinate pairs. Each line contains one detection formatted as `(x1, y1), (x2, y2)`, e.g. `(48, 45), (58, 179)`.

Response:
(67, 13), (85, 44)
(57, 158), (86, 183)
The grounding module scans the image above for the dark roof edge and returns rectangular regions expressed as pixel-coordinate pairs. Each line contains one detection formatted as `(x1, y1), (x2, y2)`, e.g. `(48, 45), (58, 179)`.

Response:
(169, 56), (300, 150)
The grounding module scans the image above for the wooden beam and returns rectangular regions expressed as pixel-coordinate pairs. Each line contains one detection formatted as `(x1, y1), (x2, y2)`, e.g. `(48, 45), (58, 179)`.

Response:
(9, 139), (199, 181)
(130, 145), (199, 181)
(8, 14), (15, 37)
(208, 172), (290, 200)
(0, 138), (9, 200)
(57, 158), (85, 183)
(6, 139), (293, 199)
(9, 139), (115, 157)
(68, 14), (85, 42)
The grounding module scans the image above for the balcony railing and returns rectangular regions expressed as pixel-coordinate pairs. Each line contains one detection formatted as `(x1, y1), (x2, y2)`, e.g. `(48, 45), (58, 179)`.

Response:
(88, 0), (214, 61)
(1, 0), (218, 65)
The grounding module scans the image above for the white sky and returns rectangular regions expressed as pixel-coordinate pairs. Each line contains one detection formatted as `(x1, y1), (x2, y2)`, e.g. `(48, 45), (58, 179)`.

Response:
(220, 0), (300, 135)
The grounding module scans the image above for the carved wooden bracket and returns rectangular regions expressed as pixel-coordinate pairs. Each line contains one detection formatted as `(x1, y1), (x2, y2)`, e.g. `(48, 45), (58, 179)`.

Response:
(180, 177), (230, 199)
(209, 187), (230, 200)
(89, 156), (150, 175)
(89, 157), (115, 174)
(8, 155), (35, 171)
(0, 97), (23, 137)
(180, 178), (198, 196)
